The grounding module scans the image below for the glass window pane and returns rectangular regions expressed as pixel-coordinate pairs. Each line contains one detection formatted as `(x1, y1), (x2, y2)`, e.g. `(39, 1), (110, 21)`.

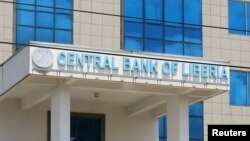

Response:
(55, 30), (72, 44)
(165, 42), (183, 55)
(184, 28), (202, 44)
(165, 0), (182, 23)
(189, 117), (203, 140)
(189, 102), (203, 117)
(145, 24), (163, 39)
(229, 1), (246, 34)
(36, 28), (53, 42)
(184, 0), (202, 25)
(55, 0), (72, 9)
(145, 0), (163, 21)
(37, 0), (54, 12)
(230, 70), (247, 106)
(16, 0), (35, 10)
(124, 37), (143, 51)
(55, 14), (72, 29)
(124, 0), (143, 20)
(70, 118), (76, 141)
(184, 43), (202, 57)
(247, 3), (250, 35)
(36, 12), (53, 28)
(165, 26), (183, 42)
(55, 0), (72, 14)
(16, 26), (34, 50)
(158, 116), (166, 137)
(159, 139), (166, 141)
(248, 73), (250, 106)
(17, 10), (35, 26)
(124, 21), (143, 37)
(145, 39), (164, 53)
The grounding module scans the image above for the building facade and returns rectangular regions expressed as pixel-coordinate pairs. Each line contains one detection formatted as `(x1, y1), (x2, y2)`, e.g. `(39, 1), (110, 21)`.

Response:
(0, 0), (248, 141)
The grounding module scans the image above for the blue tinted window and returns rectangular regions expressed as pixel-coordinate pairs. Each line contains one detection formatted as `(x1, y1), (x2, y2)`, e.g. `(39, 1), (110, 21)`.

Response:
(55, 14), (72, 29)
(145, 24), (163, 39)
(55, 0), (72, 9)
(16, 26), (34, 49)
(248, 73), (250, 106)
(165, 42), (183, 55)
(189, 102), (203, 117)
(55, 30), (72, 44)
(145, 0), (163, 21)
(165, 26), (183, 42)
(36, 12), (53, 28)
(17, 10), (35, 26)
(189, 117), (203, 139)
(55, 0), (72, 14)
(125, 21), (143, 37)
(229, 1), (246, 34)
(123, 0), (202, 57)
(184, 44), (202, 57)
(124, 0), (143, 19)
(145, 40), (164, 53)
(158, 116), (167, 141)
(165, 0), (182, 23)
(158, 117), (166, 137)
(247, 3), (250, 35)
(17, 0), (35, 10)
(230, 71), (247, 105)
(37, 0), (54, 12)
(124, 37), (143, 51)
(184, 0), (201, 25)
(16, 0), (73, 50)
(184, 28), (202, 44)
(36, 28), (53, 42)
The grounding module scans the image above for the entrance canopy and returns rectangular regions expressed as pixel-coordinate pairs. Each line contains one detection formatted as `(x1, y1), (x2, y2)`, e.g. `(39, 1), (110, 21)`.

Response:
(0, 42), (229, 117)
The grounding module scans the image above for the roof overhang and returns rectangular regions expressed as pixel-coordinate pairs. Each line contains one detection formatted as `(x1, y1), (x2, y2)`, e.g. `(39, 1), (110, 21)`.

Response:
(0, 42), (230, 116)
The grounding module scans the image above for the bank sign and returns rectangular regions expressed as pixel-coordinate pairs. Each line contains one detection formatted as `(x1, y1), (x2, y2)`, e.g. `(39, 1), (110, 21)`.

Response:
(31, 48), (229, 86)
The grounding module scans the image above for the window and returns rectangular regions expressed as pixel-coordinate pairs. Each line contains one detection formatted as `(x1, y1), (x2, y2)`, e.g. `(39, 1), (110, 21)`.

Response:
(158, 116), (167, 141)
(123, 0), (202, 57)
(16, 0), (73, 50)
(48, 113), (105, 141)
(189, 102), (203, 141)
(158, 102), (203, 141)
(228, 0), (250, 35)
(230, 70), (250, 106)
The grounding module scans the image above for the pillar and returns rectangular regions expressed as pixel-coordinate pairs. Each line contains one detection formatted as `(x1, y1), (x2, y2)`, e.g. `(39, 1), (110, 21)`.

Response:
(167, 95), (189, 141)
(51, 86), (70, 141)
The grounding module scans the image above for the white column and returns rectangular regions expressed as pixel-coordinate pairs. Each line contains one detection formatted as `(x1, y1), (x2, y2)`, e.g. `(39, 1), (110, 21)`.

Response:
(167, 95), (189, 141)
(51, 86), (70, 141)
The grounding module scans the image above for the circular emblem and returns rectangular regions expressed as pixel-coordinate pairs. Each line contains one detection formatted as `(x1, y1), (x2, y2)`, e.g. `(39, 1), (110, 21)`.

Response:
(32, 48), (54, 68)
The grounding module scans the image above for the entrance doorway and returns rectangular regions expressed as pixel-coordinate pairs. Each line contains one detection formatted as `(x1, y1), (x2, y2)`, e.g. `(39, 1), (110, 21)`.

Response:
(48, 113), (105, 141)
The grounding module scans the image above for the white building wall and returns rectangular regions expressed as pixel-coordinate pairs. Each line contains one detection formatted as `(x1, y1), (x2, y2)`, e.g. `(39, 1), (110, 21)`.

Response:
(0, 99), (158, 141)
(203, 0), (250, 141)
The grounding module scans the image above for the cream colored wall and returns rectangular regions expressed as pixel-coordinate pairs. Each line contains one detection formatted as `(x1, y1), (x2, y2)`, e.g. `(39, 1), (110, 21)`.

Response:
(0, 99), (158, 141)
(73, 0), (121, 51)
(0, 0), (13, 64)
(203, 1), (250, 141)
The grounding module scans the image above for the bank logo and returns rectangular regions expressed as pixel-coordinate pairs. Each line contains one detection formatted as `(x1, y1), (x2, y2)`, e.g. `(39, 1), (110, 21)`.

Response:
(32, 48), (54, 68)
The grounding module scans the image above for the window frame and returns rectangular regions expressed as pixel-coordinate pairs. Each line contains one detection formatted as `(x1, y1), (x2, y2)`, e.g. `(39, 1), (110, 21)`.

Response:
(230, 70), (250, 106)
(122, 0), (203, 57)
(228, 0), (250, 35)
(16, 0), (73, 50)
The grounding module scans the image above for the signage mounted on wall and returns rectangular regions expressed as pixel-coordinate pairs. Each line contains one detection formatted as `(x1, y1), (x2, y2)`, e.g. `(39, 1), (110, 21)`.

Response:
(31, 48), (229, 85)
